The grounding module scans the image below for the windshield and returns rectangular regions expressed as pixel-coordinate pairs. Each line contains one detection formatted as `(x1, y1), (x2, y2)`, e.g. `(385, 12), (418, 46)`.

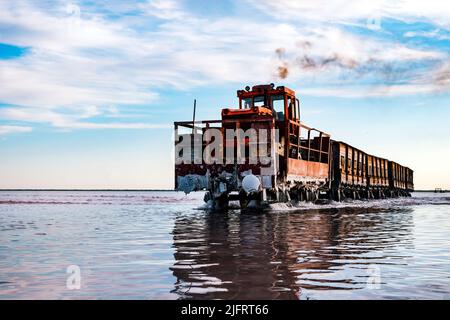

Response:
(242, 98), (252, 109)
(271, 94), (285, 120)
(242, 95), (265, 108)
(253, 95), (265, 107)
(241, 94), (285, 110)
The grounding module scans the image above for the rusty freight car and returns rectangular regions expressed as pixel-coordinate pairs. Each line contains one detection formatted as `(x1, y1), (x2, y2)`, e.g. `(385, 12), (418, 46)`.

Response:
(174, 84), (413, 210)
(330, 141), (412, 201)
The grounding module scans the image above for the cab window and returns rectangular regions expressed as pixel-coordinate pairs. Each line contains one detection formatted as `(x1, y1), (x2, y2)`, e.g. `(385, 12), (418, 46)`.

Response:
(242, 98), (252, 109)
(271, 95), (284, 120)
(254, 95), (265, 107)
(288, 96), (296, 120)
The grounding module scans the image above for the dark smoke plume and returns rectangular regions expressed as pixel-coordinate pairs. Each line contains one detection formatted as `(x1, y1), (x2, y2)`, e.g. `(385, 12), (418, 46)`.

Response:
(278, 64), (289, 79)
(274, 41), (446, 91)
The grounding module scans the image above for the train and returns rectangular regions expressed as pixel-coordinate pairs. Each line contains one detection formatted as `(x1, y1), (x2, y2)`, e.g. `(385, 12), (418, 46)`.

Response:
(174, 84), (414, 210)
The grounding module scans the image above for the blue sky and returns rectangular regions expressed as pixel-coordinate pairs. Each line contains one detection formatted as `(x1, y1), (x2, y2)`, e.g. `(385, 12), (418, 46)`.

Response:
(0, 0), (450, 189)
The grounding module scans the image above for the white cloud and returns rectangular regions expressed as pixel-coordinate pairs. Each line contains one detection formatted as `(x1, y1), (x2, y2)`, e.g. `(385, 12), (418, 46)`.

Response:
(404, 29), (450, 41)
(138, 0), (188, 20)
(300, 83), (448, 98)
(247, 0), (385, 24)
(427, 62), (450, 87)
(0, 0), (449, 135)
(0, 106), (169, 130)
(56, 122), (171, 130)
(0, 125), (32, 135)
(247, 0), (450, 29)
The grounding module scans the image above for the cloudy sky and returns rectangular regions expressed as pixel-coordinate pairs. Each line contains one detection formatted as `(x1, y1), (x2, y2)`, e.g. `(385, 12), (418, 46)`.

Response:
(1, 0), (450, 189)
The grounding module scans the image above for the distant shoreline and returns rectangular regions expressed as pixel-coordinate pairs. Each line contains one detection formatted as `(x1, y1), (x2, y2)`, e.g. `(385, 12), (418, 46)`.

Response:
(0, 189), (177, 192)
(0, 189), (446, 193)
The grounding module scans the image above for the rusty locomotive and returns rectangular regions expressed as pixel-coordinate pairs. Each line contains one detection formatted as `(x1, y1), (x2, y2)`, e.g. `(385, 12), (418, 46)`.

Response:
(174, 84), (414, 210)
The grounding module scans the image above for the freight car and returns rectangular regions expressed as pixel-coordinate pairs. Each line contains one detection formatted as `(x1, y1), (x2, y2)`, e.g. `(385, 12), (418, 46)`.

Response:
(174, 84), (413, 210)
(330, 141), (412, 201)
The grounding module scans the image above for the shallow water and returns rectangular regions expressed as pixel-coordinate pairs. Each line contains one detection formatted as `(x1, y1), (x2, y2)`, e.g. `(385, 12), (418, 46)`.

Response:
(0, 191), (449, 300)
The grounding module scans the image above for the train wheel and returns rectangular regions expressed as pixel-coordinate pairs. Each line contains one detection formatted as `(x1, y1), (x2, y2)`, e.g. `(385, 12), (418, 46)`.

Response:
(340, 190), (346, 201)
(246, 199), (261, 210)
(239, 191), (248, 209)
(214, 194), (229, 210)
(203, 191), (212, 203)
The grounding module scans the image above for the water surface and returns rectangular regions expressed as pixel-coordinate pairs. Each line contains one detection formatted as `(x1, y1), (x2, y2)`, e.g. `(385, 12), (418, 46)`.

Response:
(0, 191), (449, 299)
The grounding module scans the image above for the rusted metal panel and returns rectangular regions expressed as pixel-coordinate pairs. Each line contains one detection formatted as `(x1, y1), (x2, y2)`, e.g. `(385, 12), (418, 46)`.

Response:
(237, 85), (296, 105)
(330, 140), (413, 191)
(368, 155), (389, 187)
(333, 141), (368, 187)
(388, 161), (413, 191)
(287, 158), (328, 179)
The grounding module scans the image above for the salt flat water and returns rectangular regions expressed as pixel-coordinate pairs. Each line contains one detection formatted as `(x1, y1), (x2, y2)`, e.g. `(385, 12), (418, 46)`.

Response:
(0, 191), (449, 300)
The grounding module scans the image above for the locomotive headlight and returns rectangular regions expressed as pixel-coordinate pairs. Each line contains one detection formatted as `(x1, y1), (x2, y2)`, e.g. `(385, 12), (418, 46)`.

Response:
(242, 174), (261, 193)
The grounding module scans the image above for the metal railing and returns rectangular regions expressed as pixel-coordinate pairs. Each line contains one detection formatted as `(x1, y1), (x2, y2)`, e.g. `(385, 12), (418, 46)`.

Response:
(288, 120), (330, 164)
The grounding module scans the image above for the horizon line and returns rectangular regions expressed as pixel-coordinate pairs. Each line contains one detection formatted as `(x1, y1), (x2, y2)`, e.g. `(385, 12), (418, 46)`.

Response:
(0, 189), (445, 193)
(0, 189), (177, 192)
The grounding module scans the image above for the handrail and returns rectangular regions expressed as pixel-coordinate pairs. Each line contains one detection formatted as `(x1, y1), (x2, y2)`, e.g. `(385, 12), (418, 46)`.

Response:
(175, 118), (274, 126)
(175, 118), (331, 164)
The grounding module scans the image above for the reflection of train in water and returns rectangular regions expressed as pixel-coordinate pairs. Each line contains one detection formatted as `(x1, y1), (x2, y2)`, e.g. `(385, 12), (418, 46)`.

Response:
(175, 84), (414, 210)
(169, 208), (414, 299)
